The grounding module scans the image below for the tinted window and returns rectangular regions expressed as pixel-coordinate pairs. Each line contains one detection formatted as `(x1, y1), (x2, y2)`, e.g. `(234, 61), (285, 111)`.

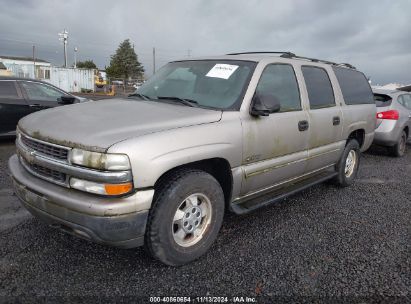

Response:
(302, 66), (335, 109)
(333, 67), (374, 104)
(21, 82), (64, 102)
(255, 64), (301, 112)
(374, 93), (392, 107)
(0, 81), (18, 97)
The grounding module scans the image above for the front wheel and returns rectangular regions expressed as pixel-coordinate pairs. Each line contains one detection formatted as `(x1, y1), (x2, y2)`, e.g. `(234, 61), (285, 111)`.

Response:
(332, 139), (360, 187)
(145, 169), (225, 266)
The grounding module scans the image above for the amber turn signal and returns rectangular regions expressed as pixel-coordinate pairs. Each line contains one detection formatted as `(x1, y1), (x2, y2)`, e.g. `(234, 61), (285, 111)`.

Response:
(104, 182), (133, 196)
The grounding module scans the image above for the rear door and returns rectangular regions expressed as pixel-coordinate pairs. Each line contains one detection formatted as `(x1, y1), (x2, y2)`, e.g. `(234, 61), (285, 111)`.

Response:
(0, 80), (30, 134)
(301, 65), (344, 172)
(18, 80), (67, 111)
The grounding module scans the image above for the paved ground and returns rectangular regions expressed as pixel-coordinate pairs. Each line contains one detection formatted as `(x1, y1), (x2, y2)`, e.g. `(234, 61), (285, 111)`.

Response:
(0, 139), (410, 301)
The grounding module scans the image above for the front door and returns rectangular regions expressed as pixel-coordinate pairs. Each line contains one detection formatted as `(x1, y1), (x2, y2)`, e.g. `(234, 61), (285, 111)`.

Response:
(0, 80), (30, 134)
(240, 63), (310, 196)
(19, 81), (66, 112)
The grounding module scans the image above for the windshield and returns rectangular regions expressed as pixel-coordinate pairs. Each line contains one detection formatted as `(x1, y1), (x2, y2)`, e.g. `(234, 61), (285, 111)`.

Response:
(134, 60), (256, 110)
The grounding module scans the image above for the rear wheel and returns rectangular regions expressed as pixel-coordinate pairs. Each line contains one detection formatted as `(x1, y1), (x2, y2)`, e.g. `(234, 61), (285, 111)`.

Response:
(332, 139), (360, 187)
(389, 130), (407, 157)
(145, 169), (225, 266)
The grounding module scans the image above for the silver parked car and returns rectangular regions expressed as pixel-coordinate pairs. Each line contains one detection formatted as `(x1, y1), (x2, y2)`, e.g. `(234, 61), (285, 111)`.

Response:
(9, 52), (376, 265)
(373, 89), (411, 156)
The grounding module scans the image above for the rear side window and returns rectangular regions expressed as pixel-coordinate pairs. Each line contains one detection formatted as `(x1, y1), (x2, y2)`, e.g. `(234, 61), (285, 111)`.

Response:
(256, 64), (301, 112)
(302, 66), (335, 109)
(0, 81), (18, 98)
(374, 93), (392, 107)
(398, 94), (411, 110)
(333, 67), (374, 105)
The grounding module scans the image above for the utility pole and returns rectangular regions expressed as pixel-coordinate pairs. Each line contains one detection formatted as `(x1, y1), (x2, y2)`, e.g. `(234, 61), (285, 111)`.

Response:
(58, 29), (68, 67)
(32, 45), (36, 78)
(74, 47), (78, 68)
(187, 49), (191, 57)
(153, 47), (156, 75)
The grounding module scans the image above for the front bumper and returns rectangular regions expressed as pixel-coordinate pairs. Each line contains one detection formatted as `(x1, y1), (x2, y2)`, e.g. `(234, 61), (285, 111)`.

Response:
(9, 154), (154, 248)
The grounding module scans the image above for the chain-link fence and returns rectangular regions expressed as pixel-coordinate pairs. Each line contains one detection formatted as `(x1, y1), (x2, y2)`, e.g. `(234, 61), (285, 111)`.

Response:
(94, 78), (145, 96)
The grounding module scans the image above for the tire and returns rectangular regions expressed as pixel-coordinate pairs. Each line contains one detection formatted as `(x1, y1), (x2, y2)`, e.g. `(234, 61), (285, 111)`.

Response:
(145, 169), (225, 266)
(389, 130), (407, 157)
(332, 139), (360, 187)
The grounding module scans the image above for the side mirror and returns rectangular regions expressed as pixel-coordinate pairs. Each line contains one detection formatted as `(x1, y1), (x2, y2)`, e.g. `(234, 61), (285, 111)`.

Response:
(250, 93), (281, 116)
(58, 96), (76, 105)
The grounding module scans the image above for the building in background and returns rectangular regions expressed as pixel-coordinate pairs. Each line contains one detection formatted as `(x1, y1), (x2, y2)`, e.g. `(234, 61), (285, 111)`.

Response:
(0, 55), (51, 79)
(0, 55), (95, 93)
(46, 67), (95, 93)
(0, 62), (13, 76)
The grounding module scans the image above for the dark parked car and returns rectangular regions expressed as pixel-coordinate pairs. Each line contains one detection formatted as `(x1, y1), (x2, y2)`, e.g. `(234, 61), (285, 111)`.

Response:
(0, 77), (88, 137)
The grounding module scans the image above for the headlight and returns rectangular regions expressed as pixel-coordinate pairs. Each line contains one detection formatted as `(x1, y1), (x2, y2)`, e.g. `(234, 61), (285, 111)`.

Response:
(70, 177), (133, 196)
(69, 148), (131, 171)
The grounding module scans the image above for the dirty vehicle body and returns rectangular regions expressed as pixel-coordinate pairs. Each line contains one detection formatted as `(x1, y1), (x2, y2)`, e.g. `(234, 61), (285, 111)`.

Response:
(0, 76), (88, 137)
(373, 89), (411, 156)
(9, 52), (376, 265)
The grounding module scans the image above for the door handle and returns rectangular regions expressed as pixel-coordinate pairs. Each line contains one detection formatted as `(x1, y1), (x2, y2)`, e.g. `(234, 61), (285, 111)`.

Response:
(298, 120), (309, 131)
(333, 116), (340, 125)
(29, 104), (42, 107)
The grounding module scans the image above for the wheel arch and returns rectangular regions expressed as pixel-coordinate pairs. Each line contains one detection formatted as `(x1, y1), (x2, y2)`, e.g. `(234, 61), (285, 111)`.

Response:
(403, 125), (409, 138)
(153, 158), (233, 206)
(347, 129), (365, 148)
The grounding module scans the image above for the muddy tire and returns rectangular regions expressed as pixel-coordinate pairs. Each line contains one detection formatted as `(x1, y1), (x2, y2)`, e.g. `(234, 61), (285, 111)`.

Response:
(332, 139), (360, 187)
(389, 130), (407, 157)
(145, 169), (225, 266)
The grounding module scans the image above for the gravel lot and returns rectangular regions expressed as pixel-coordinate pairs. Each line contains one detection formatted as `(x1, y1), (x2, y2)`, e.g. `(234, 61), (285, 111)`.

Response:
(0, 138), (410, 301)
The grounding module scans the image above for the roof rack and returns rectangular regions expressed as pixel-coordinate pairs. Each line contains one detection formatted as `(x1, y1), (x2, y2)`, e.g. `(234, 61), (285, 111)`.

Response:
(293, 55), (356, 69)
(226, 51), (296, 58)
(226, 52), (356, 69)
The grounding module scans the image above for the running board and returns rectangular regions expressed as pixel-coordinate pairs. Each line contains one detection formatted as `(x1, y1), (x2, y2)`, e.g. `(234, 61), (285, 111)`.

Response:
(230, 170), (338, 215)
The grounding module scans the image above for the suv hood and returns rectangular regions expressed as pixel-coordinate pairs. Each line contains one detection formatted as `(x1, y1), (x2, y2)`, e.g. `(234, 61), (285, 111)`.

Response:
(18, 98), (222, 152)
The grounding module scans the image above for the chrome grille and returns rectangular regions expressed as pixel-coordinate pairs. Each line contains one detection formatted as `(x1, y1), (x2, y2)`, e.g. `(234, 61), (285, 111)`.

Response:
(30, 163), (66, 183)
(20, 157), (67, 185)
(21, 134), (69, 161)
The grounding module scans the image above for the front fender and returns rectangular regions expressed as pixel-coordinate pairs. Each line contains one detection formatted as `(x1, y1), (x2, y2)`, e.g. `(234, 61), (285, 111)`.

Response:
(107, 113), (243, 188)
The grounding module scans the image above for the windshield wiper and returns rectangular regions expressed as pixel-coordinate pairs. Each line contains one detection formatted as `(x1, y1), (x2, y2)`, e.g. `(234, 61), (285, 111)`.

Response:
(128, 93), (151, 101)
(157, 96), (199, 107)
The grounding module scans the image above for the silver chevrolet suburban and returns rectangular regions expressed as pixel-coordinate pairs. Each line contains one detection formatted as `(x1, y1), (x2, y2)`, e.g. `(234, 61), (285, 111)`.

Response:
(9, 52), (376, 266)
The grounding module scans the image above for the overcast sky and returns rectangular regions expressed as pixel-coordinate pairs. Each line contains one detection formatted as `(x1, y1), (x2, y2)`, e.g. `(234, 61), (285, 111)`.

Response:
(0, 0), (410, 84)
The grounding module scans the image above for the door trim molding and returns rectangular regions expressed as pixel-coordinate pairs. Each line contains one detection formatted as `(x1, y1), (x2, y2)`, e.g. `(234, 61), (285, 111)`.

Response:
(235, 164), (335, 202)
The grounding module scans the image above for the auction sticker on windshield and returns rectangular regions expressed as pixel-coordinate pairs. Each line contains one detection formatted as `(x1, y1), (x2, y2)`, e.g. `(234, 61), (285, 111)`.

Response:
(206, 64), (239, 79)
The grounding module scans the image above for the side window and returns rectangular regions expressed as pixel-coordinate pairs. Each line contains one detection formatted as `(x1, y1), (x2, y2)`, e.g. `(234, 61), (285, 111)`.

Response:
(399, 95), (411, 110)
(397, 95), (404, 107)
(255, 64), (301, 112)
(302, 66), (335, 109)
(0, 81), (19, 98)
(21, 82), (64, 102)
(333, 67), (374, 105)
